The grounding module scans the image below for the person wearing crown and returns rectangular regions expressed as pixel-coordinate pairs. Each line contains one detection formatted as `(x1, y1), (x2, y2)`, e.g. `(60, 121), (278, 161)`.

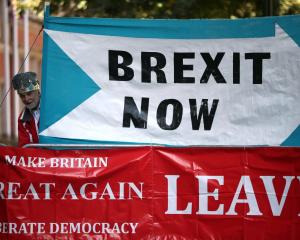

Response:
(12, 72), (41, 147)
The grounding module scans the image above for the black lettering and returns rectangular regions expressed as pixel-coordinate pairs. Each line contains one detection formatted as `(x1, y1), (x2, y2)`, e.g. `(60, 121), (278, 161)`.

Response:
(189, 99), (219, 130)
(200, 52), (226, 83)
(233, 52), (240, 84)
(174, 52), (195, 83)
(123, 97), (149, 128)
(141, 52), (166, 83)
(245, 52), (271, 84)
(109, 50), (134, 81)
(157, 99), (183, 130)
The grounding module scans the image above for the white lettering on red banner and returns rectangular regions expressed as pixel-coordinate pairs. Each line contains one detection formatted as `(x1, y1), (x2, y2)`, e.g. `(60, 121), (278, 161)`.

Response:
(0, 146), (299, 239)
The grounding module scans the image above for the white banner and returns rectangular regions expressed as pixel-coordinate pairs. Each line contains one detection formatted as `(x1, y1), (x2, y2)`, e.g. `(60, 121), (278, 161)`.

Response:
(40, 14), (300, 146)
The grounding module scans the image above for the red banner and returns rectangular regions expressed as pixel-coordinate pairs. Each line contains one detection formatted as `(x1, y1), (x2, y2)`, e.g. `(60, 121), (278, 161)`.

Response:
(0, 146), (299, 239)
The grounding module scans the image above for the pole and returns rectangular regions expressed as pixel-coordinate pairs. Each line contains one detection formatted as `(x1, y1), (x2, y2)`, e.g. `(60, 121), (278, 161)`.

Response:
(13, 4), (20, 139)
(23, 9), (29, 72)
(2, 0), (11, 137)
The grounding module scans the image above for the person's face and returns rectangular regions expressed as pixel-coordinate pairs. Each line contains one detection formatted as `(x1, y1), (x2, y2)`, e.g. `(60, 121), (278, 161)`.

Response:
(19, 90), (40, 110)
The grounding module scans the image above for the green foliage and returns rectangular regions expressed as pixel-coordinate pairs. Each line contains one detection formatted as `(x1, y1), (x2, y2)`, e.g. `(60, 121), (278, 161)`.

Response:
(20, 0), (300, 18)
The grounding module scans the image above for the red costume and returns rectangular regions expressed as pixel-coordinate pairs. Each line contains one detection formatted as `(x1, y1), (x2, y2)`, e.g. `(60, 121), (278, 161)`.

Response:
(18, 108), (39, 147)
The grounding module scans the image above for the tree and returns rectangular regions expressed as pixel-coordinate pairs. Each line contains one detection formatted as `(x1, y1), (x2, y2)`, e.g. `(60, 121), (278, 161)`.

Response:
(16, 0), (300, 18)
